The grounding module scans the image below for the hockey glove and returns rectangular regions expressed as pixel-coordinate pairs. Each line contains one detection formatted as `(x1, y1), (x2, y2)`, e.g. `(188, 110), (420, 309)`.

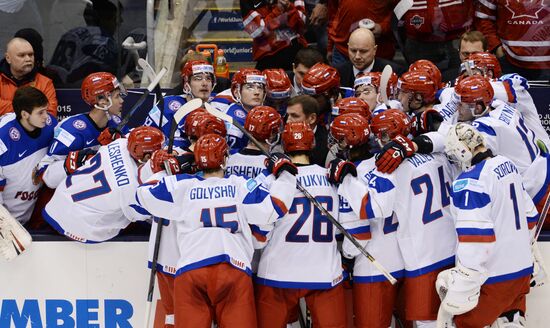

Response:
(150, 150), (180, 174)
(327, 159), (357, 184)
(265, 153), (298, 178)
(64, 149), (97, 175)
(173, 152), (197, 175)
(375, 135), (415, 173)
(438, 263), (486, 316)
(411, 109), (443, 136)
(97, 127), (123, 146)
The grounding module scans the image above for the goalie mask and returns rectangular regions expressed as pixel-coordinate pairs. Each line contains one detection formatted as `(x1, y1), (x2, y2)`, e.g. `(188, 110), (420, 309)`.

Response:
(194, 133), (229, 170)
(81, 72), (127, 111)
(445, 123), (485, 171)
(127, 126), (164, 162)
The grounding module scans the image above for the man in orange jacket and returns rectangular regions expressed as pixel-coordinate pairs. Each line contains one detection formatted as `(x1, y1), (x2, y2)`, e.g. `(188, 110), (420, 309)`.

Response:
(0, 37), (58, 117)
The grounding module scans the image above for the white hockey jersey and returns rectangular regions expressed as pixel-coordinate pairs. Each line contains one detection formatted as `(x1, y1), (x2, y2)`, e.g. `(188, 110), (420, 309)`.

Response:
(256, 165), (354, 289)
(348, 158), (405, 283)
(134, 172), (296, 276)
(451, 155), (537, 282)
(0, 113), (56, 224)
(339, 153), (458, 277)
(43, 138), (151, 243)
(38, 113), (124, 188)
(226, 148), (267, 179)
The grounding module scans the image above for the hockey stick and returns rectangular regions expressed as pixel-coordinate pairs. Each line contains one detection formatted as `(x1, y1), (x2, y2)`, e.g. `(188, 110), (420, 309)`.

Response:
(117, 66), (167, 131)
(534, 191), (550, 243)
(380, 65), (392, 109)
(138, 58), (166, 130)
(203, 103), (398, 284)
(144, 98), (204, 328)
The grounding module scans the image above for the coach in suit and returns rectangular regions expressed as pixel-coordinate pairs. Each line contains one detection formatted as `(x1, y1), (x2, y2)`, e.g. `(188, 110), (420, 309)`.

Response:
(336, 28), (404, 88)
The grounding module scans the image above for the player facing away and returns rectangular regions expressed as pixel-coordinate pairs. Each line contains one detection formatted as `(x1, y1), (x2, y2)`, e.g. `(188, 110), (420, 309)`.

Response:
(35, 72), (127, 188)
(255, 122), (352, 328)
(332, 109), (458, 328)
(42, 127), (164, 243)
(328, 113), (405, 328)
(146, 112), (227, 328)
(0, 86), (56, 225)
(263, 69), (293, 115)
(437, 123), (538, 327)
(134, 133), (297, 328)
(144, 60), (215, 149)
(226, 105), (282, 179)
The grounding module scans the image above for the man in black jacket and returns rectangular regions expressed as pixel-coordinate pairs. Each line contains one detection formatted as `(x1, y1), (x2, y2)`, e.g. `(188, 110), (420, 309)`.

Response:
(336, 28), (404, 88)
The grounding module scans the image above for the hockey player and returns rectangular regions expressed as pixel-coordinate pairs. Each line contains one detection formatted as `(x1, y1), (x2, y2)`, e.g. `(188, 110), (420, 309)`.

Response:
(226, 105), (281, 179)
(144, 60), (215, 149)
(263, 68), (292, 115)
(134, 133), (297, 327)
(255, 122), (354, 328)
(354, 71), (401, 116)
(42, 126), (165, 243)
(328, 113), (405, 328)
(437, 123), (538, 327)
(0, 86), (56, 225)
(35, 72), (127, 188)
(330, 109), (457, 328)
(331, 97), (371, 119)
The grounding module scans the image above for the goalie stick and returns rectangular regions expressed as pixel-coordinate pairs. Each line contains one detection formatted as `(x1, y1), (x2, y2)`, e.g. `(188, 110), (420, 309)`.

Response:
(116, 66), (167, 131)
(380, 65), (393, 109)
(203, 103), (398, 284)
(138, 58), (166, 130)
(144, 98), (204, 328)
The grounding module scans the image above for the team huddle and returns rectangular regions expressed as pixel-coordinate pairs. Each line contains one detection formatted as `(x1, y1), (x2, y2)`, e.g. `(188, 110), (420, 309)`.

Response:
(0, 49), (548, 328)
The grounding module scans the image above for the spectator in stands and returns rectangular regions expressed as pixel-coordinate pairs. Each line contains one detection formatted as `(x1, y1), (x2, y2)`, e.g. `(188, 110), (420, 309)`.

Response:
(288, 47), (325, 96)
(475, 1), (550, 80)
(400, 0), (473, 82)
(241, 0), (308, 70)
(305, 0), (328, 57)
(335, 28), (403, 88)
(14, 28), (45, 74)
(285, 95), (328, 166)
(0, 37), (57, 117)
(458, 31), (487, 62)
(328, 0), (397, 65)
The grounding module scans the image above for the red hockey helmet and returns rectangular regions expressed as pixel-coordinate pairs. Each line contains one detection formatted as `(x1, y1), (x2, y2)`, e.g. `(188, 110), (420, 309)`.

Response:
(465, 52), (502, 78)
(264, 68), (292, 99)
(184, 112), (227, 140)
(455, 75), (494, 106)
(370, 109), (412, 141)
(332, 97), (371, 118)
(194, 133), (229, 169)
(398, 70), (437, 104)
(281, 122), (315, 152)
(245, 106), (283, 141)
(409, 59), (443, 89)
(354, 72), (381, 90)
(127, 126), (165, 161)
(329, 113), (370, 148)
(81, 72), (126, 108)
(301, 63), (340, 96)
(181, 60), (215, 81)
(231, 68), (266, 98)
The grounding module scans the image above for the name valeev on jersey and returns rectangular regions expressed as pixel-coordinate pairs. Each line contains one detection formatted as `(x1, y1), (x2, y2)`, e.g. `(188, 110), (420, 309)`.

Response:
(406, 153), (435, 168)
(107, 142), (129, 186)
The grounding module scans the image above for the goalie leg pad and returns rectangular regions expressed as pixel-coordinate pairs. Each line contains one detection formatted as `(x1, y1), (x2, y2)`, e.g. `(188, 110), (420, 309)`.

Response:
(0, 204), (32, 260)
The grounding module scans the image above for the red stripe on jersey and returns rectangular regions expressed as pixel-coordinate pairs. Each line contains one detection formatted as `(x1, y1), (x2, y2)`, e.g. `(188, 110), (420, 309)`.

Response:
(271, 196), (288, 215)
(252, 231), (267, 242)
(528, 221), (537, 230)
(352, 232), (371, 241)
(458, 235), (496, 243)
(360, 194), (369, 220)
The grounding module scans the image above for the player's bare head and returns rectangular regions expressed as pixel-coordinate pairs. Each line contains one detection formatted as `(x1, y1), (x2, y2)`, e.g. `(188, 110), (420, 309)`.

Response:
(5, 37), (34, 78)
(194, 134), (229, 171)
(128, 126), (164, 162)
(181, 60), (215, 101)
(455, 75), (494, 122)
(281, 122), (315, 158)
(231, 68), (266, 108)
(445, 123), (486, 171)
(13, 86), (49, 128)
(184, 111), (227, 142)
(348, 28), (377, 71)
(370, 109), (412, 146)
(245, 106), (283, 144)
(81, 72), (127, 113)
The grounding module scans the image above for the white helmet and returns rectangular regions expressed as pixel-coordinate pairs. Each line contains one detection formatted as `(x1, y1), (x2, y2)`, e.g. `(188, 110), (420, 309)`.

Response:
(445, 123), (485, 171)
